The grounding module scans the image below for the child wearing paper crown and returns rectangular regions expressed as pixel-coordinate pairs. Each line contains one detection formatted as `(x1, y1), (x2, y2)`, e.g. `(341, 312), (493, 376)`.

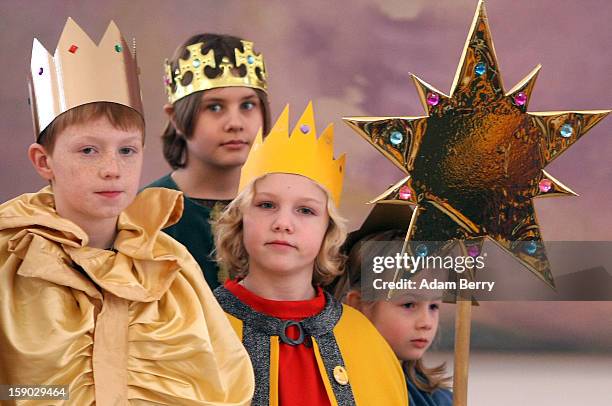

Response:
(333, 204), (453, 406)
(145, 33), (271, 289)
(0, 19), (254, 405)
(212, 103), (408, 405)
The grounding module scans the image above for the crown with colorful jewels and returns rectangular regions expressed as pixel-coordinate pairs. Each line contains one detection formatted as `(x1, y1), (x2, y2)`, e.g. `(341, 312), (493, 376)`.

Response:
(29, 18), (143, 137)
(239, 102), (345, 207)
(164, 40), (267, 104)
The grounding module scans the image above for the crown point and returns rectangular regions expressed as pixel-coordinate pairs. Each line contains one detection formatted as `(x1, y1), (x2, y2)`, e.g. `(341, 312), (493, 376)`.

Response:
(62, 17), (86, 37)
(304, 100), (315, 116)
(252, 127), (264, 147)
(318, 123), (337, 159)
(271, 104), (290, 137)
(58, 17), (97, 55)
(319, 123), (335, 143)
(292, 102), (316, 139)
(102, 21), (123, 45)
(31, 38), (48, 55)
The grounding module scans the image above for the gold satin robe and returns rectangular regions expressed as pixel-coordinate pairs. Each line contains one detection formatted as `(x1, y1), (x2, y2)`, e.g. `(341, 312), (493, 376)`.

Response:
(0, 187), (254, 405)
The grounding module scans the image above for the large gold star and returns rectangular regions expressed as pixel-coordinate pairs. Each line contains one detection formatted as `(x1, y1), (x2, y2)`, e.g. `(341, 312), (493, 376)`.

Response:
(344, 0), (609, 289)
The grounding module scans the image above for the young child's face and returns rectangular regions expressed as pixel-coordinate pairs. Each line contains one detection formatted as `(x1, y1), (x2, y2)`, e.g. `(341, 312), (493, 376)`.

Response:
(43, 116), (143, 227)
(362, 295), (441, 361)
(187, 86), (263, 169)
(242, 173), (330, 278)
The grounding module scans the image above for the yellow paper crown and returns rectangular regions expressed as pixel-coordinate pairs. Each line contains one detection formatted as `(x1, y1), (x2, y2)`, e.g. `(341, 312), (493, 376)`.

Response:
(239, 102), (346, 207)
(164, 40), (267, 104)
(29, 18), (143, 137)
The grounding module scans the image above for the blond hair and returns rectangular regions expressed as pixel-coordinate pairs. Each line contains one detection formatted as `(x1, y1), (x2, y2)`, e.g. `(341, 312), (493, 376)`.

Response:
(212, 175), (347, 286)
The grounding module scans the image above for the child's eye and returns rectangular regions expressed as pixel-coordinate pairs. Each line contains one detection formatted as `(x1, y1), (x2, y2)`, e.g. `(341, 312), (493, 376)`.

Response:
(256, 201), (274, 209)
(297, 207), (315, 215)
(430, 303), (440, 311)
(207, 103), (222, 112)
(80, 147), (96, 155)
(119, 147), (138, 156)
(402, 302), (415, 309)
(241, 101), (257, 110)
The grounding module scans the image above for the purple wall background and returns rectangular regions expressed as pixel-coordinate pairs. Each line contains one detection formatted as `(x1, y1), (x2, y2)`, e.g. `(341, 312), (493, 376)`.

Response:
(1, 0), (611, 351)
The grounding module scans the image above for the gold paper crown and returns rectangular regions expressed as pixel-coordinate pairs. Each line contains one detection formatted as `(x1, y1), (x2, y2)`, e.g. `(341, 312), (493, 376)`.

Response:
(239, 102), (346, 206)
(164, 40), (267, 104)
(29, 18), (143, 137)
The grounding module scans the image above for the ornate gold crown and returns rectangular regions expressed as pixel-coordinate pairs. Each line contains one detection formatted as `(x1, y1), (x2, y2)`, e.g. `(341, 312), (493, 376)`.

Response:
(29, 18), (143, 137)
(164, 40), (267, 104)
(239, 102), (345, 207)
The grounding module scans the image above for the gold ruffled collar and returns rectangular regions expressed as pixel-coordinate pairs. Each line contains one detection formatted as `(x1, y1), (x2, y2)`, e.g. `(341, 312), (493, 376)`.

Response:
(0, 187), (186, 302)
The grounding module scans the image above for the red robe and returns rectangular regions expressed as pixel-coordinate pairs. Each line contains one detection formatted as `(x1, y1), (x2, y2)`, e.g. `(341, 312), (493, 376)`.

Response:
(225, 279), (331, 406)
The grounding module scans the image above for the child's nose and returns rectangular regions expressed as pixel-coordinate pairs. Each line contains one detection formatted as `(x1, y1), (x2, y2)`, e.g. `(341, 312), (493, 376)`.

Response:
(224, 108), (245, 132)
(271, 210), (294, 233)
(100, 155), (121, 179)
(416, 308), (434, 330)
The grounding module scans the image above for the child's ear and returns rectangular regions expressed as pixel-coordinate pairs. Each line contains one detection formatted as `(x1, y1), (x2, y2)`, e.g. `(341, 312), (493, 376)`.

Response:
(163, 103), (183, 135)
(28, 143), (54, 181)
(345, 289), (363, 310)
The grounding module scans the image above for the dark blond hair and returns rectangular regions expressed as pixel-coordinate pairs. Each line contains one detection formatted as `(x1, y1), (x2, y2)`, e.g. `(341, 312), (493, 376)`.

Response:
(336, 229), (452, 393)
(37, 102), (144, 154)
(162, 33), (271, 169)
(213, 175), (347, 286)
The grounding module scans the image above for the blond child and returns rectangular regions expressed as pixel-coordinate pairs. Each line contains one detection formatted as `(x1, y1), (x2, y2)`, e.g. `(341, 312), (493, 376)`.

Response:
(0, 19), (253, 405)
(212, 104), (408, 405)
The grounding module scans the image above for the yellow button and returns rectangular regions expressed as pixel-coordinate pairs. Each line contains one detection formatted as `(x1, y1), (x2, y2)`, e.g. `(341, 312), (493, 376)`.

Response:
(333, 366), (349, 385)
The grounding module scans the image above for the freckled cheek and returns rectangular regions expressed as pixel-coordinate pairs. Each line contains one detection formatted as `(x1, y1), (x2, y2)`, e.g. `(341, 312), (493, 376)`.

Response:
(64, 164), (96, 180)
(124, 158), (144, 182)
(115, 155), (143, 170)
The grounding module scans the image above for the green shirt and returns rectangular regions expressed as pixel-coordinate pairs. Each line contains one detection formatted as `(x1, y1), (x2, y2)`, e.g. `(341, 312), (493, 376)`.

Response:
(144, 174), (229, 289)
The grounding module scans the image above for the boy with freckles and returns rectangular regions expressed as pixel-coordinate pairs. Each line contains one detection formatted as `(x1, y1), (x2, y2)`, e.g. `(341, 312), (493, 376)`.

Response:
(0, 19), (253, 405)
